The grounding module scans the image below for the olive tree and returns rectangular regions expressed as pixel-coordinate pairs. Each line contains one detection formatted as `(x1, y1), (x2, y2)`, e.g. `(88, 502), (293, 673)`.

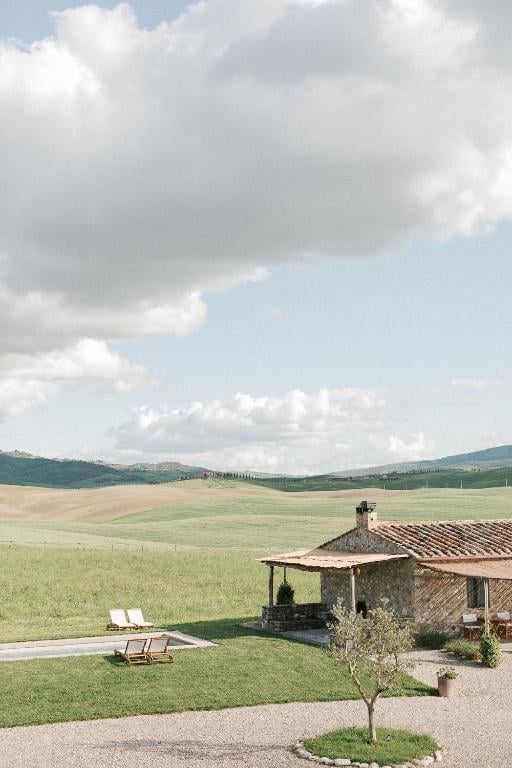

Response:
(329, 600), (414, 743)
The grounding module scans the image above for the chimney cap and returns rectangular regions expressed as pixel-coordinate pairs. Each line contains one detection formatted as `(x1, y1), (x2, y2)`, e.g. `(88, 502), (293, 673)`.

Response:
(357, 500), (376, 510)
(356, 500), (377, 528)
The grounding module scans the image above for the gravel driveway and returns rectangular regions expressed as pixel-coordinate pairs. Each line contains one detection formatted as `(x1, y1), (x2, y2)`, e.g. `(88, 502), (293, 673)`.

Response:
(1, 645), (510, 768)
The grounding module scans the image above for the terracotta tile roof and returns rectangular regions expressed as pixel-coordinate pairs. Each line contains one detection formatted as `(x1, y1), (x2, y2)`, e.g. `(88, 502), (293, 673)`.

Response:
(373, 519), (512, 559)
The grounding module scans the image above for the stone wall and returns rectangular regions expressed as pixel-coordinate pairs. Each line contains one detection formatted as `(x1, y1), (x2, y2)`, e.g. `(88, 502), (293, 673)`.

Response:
(261, 602), (329, 632)
(321, 557), (416, 617)
(414, 567), (512, 629)
(323, 526), (406, 556)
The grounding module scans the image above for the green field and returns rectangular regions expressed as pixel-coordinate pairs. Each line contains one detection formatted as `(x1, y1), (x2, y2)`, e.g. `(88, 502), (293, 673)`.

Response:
(0, 547), (320, 642)
(2, 484), (512, 552)
(247, 467), (512, 491)
(0, 482), (509, 728)
(2, 484), (512, 641)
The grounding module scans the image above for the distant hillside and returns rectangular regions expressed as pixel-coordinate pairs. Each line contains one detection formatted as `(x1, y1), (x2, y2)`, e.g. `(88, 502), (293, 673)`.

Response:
(107, 461), (209, 473)
(0, 452), (206, 489)
(329, 444), (512, 477)
(246, 466), (512, 492)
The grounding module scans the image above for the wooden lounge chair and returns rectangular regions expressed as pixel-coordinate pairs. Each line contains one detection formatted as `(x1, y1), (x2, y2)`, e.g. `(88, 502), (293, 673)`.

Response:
(462, 613), (481, 640)
(107, 609), (137, 631)
(146, 636), (174, 663)
(115, 638), (150, 665)
(127, 609), (154, 629)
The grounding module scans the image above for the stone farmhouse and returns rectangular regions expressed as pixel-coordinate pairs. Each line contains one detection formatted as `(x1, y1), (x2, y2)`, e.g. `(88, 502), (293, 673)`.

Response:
(261, 500), (512, 632)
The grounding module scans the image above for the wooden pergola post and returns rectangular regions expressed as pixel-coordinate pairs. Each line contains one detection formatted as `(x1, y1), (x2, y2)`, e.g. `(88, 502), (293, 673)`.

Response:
(268, 565), (275, 606)
(349, 568), (356, 613)
(484, 578), (490, 625)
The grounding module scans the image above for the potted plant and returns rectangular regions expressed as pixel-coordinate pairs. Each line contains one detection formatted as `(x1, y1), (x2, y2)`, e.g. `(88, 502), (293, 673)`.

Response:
(437, 666), (458, 697)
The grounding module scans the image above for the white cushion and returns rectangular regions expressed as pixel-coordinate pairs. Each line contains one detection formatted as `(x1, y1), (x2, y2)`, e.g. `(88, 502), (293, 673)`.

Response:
(462, 613), (478, 623)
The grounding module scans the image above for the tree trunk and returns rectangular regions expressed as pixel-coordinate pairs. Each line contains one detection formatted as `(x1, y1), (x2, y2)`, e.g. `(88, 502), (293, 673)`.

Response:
(367, 702), (377, 743)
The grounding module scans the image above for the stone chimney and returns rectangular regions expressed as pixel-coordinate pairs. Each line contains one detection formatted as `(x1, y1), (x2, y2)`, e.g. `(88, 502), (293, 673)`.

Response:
(356, 500), (377, 529)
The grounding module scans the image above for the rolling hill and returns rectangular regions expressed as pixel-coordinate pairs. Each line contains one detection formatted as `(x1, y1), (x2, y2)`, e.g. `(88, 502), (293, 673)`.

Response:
(0, 451), (207, 489)
(329, 444), (512, 477)
(2, 442), (512, 491)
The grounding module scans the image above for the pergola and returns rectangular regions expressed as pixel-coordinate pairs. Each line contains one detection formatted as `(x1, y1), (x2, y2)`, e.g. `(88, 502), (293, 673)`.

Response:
(261, 548), (512, 623)
(260, 548), (408, 611)
(423, 557), (512, 623)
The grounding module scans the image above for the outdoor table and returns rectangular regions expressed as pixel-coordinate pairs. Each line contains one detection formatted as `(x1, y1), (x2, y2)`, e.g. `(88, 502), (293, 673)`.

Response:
(477, 615), (509, 639)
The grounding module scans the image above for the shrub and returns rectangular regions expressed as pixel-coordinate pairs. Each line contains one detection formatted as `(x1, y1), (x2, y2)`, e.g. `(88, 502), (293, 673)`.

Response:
(437, 666), (458, 680)
(276, 581), (295, 605)
(416, 629), (451, 649)
(444, 638), (481, 661)
(480, 631), (502, 668)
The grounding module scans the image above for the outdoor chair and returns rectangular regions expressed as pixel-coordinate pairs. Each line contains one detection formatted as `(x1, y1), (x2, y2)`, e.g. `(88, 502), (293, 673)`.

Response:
(495, 611), (512, 640)
(127, 608), (154, 629)
(462, 613), (481, 640)
(114, 638), (150, 665)
(146, 636), (174, 664)
(107, 609), (137, 631)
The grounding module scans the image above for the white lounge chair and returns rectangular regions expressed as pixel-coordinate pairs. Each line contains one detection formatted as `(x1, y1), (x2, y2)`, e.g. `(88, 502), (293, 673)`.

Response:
(127, 609), (154, 629)
(107, 609), (137, 631)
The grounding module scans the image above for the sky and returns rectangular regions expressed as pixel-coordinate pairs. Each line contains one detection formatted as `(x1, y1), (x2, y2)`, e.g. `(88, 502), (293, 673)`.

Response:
(1, 0), (512, 474)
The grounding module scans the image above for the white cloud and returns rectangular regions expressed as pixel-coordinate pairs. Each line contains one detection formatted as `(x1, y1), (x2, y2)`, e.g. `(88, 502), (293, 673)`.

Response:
(0, 0), (512, 361)
(0, 380), (58, 418)
(114, 386), (388, 472)
(0, 339), (148, 417)
(384, 431), (435, 462)
(450, 378), (503, 391)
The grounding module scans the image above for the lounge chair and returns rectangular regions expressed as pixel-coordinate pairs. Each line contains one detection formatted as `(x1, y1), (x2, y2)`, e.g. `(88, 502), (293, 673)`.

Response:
(114, 638), (150, 665)
(107, 609), (137, 631)
(127, 608), (154, 629)
(462, 613), (481, 640)
(146, 636), (174, 663)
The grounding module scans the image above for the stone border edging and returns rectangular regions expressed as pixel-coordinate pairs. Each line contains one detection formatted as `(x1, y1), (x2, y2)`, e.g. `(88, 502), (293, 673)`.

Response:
(292, 741), (445, 768)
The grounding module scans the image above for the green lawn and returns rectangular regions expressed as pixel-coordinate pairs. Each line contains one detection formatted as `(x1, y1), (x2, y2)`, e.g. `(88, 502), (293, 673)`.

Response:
(304, 727), (439, 764)
(0, 619), (433, 728)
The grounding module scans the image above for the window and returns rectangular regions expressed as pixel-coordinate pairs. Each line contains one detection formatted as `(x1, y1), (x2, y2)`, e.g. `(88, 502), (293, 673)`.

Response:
(467, 577), (486, 608)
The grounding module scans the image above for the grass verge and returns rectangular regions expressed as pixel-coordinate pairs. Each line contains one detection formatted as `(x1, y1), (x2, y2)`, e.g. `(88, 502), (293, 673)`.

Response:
(304, 727), (439, 764)
(444, 638), (481, 661)
(0, 620), (434, 728)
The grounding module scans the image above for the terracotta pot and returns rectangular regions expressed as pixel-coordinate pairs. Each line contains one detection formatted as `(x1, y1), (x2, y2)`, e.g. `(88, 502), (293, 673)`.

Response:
(438, 676), (455, 697)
